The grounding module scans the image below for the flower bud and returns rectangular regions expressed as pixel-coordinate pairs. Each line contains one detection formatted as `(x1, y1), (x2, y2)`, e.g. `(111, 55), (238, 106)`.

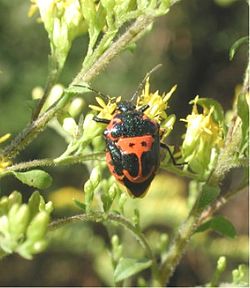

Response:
(27, 211), (49, 242)
(217, 256), (226, 272)
(83, 113), (104, 140)
(90, 166), (102, 188)
(68, 97), (85, 117)
(9, 204), (30, 238)
(62, 117), (78, 136)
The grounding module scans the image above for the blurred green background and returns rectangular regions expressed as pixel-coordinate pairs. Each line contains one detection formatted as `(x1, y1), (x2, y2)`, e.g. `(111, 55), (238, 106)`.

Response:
(0, 0), (248, 286)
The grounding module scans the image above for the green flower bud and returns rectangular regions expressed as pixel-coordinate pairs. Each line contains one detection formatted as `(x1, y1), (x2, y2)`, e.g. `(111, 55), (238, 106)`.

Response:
(83, 114), (103, 139)
(0, 197), (9, 216)
(62, 117), (78, 136)
(90, 166), (102, 188)
(8, 191), (22, 208)
(27, 211), (49, 242)
(217, 256), (226, 272)
(68, 97), (85, 118)
(84, 180), (95, 209)
(9, 204), (30, 238)
(28, 191), (41, 219)
(118, 193), (127, 213)
(108, 183), (118, 201)
(0, 215), (8, 235)
(45, 201), (54, 214)
(111, 234), (122, 262)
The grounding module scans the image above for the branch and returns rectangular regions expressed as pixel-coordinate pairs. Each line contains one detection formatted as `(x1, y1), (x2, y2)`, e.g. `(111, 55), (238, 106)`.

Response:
(49, 211), (154, 261)
(1, 152), (105, 177)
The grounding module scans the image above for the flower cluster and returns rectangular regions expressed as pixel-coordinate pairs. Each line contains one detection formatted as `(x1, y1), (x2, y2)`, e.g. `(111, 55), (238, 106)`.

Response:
(0, 191), (53, 259)
(181, 96), (225, 176)
(29, 0), (88, 68)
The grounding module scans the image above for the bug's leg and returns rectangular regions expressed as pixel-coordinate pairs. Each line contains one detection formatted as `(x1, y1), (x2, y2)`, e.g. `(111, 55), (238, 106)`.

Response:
(138, 104), (149, 113)
(93, 115), (110, 124)
(160, 142), (188, 166)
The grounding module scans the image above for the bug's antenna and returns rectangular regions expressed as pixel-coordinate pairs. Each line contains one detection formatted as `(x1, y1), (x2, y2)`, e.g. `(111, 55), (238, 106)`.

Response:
(131, 64), (162, 103)
(73, 84), (109, 100)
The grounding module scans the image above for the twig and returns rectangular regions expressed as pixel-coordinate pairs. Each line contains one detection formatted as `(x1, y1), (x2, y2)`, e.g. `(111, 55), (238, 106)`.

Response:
(49, 211), (154, 261)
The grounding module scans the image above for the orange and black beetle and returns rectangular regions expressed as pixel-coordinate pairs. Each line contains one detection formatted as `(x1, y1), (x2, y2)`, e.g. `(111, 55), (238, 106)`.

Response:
(94, 101), (161, 198)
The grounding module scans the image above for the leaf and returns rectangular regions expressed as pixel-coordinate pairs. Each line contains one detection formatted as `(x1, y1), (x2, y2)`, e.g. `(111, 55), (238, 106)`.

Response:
(114, 258), (152, 283)
(197, 184), (220, 209)
(229, 36), (248, 60)
(74, 199), (86, 211)
(196, 215), (237, 238)
(13, 170), (53, 189)
(65, 84), (90, 95)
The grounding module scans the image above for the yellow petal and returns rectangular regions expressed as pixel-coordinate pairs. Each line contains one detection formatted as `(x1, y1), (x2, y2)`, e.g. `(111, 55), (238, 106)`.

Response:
(0, 133), (11, 144)
(95, 97), (106, 108)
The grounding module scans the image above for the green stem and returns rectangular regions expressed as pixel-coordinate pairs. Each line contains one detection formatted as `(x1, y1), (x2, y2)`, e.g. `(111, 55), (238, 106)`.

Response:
(1, 152), (105, 177)
(49, 211), (154, 261)
(72, 15), (154, 85)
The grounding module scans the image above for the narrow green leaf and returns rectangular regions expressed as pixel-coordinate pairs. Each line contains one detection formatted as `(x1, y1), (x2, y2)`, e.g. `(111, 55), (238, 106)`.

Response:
(74, 199), (86, 211)
(13, 170), (53, 189)
(65, 84), (90, 95)
(210, 216), (237, 238)
(229, 36), (248, 60)
(197, 184), (220, 209)
(114, 258), (152, 283)
(196, 216), (237, 238)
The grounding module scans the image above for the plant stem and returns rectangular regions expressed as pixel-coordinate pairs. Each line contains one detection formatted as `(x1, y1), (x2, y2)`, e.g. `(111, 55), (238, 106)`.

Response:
(72, 15), (154, 85)
(49, 211), (154, 261)
(1, 152), (105, 177)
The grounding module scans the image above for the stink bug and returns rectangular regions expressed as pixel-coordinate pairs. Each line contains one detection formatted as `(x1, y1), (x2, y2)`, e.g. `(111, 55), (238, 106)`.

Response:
(94, 101), (161, 197)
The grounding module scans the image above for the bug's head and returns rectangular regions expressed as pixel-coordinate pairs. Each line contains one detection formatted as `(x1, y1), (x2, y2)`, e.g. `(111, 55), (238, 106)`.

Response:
(117, 101), (136, 112)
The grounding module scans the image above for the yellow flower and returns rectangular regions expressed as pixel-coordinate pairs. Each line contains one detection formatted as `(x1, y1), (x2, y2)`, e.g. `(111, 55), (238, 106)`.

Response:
(89, 79), (177, 140)
(0, 134), (12, 171)
(137, 78), (177, 123)
(181, 96), (224, 175)
(89, 96), (121, 120)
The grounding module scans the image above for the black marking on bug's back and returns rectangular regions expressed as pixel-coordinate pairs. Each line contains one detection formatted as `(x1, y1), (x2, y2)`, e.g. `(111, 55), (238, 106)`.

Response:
(106, 139), (123, 176)
(111, 111), (157, 138)
(122, 153), (139, 177)
(124, 174), (155, 197)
